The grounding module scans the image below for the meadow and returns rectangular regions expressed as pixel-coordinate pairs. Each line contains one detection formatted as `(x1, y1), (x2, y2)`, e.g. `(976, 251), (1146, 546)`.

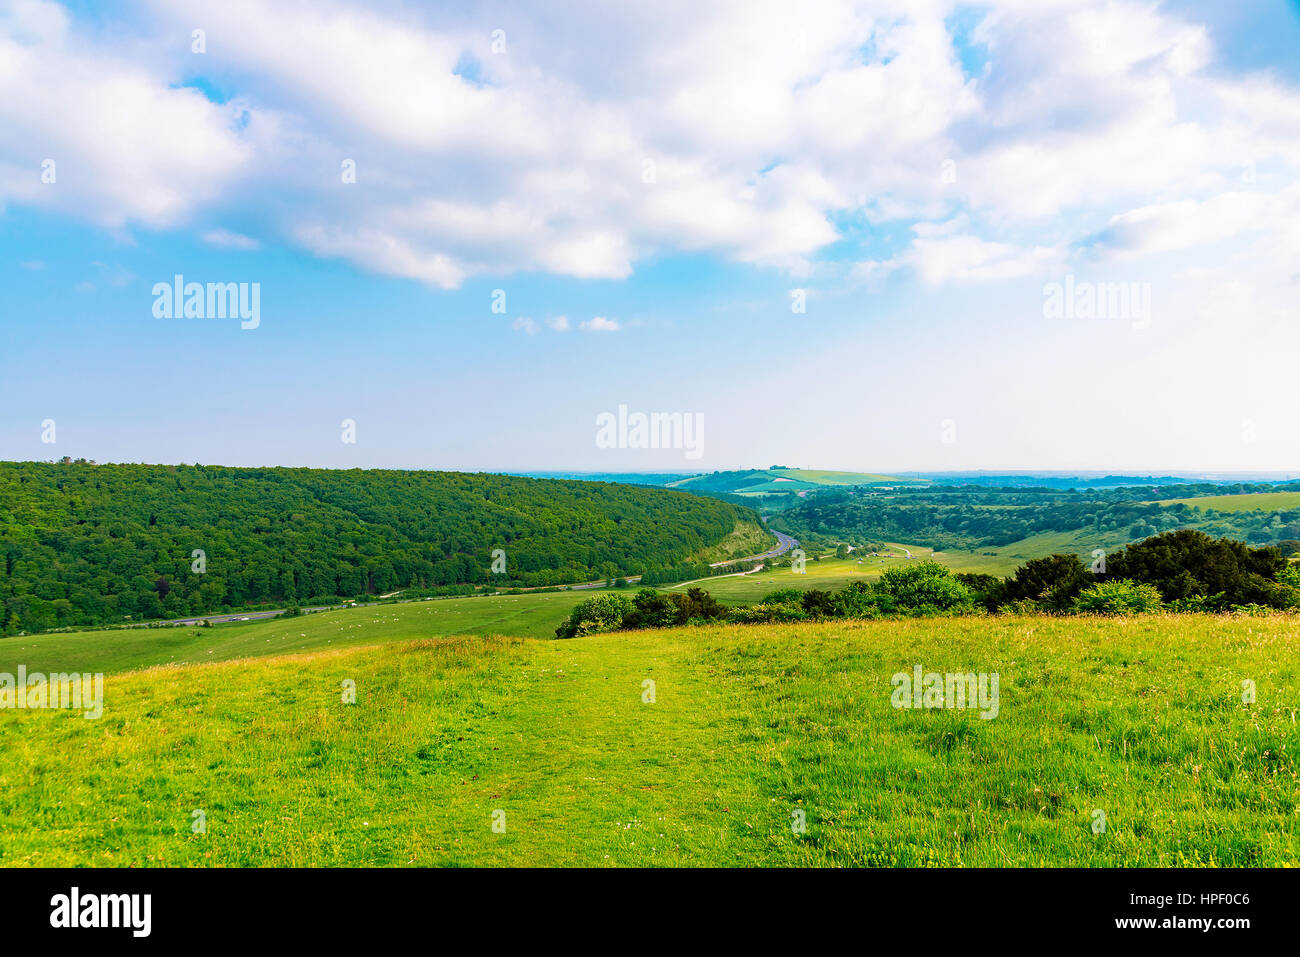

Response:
(1158, 491), (1300, 512)
(1, 612), (1296, 867)
(669, 549), (938, 601)
(0, 590), (609, 676)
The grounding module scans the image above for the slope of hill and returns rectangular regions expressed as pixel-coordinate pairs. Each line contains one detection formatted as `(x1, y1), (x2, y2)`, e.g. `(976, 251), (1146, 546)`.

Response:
(0, 461), (762, 633)
(3, 614), (1294, 867)
(1156, 491), (1300, 512)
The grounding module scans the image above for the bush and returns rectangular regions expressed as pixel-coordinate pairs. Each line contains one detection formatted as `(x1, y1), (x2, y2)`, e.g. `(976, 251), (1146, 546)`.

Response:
(621, 589), (681, 629)
(833, 580), (885, 619)
(676, 587), (727, 623)
(555, 593), (633, 639)
(954, 573), (1003, 612)
(1102, 530), (1288, 607)
(727, 603), (808, 624)
(1000, 554), (1090, 611)
(1166, 593), (1225, 613)
(800, 589), (838, 617)
(759, 588), (805, 606)
(1072, 579), (1163, 614)
(874, 561), (972, 614)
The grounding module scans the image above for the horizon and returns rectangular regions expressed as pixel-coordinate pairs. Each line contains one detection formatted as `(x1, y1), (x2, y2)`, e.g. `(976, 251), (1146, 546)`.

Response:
(10, 457), (1300, 483)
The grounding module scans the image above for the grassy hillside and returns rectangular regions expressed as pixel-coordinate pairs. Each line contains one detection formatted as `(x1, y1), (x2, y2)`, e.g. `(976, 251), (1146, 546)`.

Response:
(0, 461), (761, 633)
(0, 590), (617, 675)
(666, 548), (964, 602)
(2, 614), (1295, 867)
(1157, 491), (1300, 512)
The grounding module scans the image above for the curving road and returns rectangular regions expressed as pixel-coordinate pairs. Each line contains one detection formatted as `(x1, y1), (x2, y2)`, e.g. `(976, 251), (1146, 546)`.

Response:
(155, 531), (803, 623)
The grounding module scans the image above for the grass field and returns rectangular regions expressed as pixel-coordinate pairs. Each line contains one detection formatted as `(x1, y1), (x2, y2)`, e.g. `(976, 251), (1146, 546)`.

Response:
(933, 528), (1141, 577)
(1157, 491), (1300, 512)
(0, 591), (621, 676)
(2, 613), (1296, 866)
(670, 548), (943, 602)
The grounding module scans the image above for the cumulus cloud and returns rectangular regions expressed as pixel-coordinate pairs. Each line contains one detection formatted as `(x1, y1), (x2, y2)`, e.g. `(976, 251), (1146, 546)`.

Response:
(1, 0), (1298, 303)
(0, 0), (254, 228)
(580, 316), (620, 333)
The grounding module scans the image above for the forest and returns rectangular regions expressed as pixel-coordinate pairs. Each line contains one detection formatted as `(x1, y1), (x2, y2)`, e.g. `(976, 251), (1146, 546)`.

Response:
(0, 461), (759, 633)
(775, 484), (1300, 551)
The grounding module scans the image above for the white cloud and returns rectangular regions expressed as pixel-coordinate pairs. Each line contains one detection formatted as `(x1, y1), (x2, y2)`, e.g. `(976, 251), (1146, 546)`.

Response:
(202, 229), (262, 250)
(1, 0), (1297, 305)
(0, 0), (254, 228)
(580, 316), (620, 333)
(512, 316), (538, 335)
(547, 315), (570, 332)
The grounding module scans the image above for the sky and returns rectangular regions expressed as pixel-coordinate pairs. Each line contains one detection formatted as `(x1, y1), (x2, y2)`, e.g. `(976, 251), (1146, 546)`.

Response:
(1, 0), (1298, 474)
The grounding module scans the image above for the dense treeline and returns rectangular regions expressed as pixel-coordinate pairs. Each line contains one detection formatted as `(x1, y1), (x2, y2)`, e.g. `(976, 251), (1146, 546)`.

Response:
(0, 461), (759, 633)
(557, 531), (1300, 638)
(777, 485), (1300, 550)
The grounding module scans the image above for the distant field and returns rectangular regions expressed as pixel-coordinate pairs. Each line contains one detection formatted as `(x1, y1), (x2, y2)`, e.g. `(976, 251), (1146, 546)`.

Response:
(3, 614), (1295, 866)
(668, 468), (928, 498)
(934, 527), (1141, 577)
(669, 555), (898, 601)
(668, 546), (1012, 601)
(1158, 491), (1300, 512)
(770, 469), (928, 486)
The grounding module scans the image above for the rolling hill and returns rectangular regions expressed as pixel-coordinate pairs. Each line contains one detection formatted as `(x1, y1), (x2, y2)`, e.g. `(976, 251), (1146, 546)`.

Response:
(0, 461), (764, 634)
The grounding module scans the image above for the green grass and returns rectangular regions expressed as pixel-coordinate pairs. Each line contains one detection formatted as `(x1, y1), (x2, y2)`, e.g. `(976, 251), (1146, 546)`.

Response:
(1157, 491), (1300, 512)
(2, 613), (1296, 866)
(934, 528), (1141, 577)
(671, 551), (923, 602)
(0, 590), (621, 676)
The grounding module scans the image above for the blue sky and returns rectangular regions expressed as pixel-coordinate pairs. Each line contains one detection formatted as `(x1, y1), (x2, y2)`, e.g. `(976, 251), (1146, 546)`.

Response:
(2, 0), (1299, 473)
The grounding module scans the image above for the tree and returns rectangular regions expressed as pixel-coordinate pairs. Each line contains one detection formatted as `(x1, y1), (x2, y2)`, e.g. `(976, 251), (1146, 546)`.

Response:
(874, 561), (972, 613)
(1102, 529), (1289, 607)
(555, 593), (634, 639)
(1000, 554), (1089, 611)
(1073, 580), (1163, 614)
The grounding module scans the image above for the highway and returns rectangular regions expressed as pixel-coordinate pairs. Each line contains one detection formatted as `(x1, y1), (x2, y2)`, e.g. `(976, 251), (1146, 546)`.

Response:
(155, 530), (801, 623)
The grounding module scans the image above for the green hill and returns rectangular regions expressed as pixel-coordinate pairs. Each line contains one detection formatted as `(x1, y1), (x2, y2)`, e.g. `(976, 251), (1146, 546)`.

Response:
(0, 461), (761, 634)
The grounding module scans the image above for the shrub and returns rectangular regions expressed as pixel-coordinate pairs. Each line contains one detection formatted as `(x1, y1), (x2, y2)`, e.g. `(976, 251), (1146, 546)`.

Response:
(676, 587), (727, 623)
(759, 588), (805, 606)
(1102, 530), (1288, 607)
(954, 573), (1003, 612)
(1166, 593), (1225, 613)
(727, 602), (808, 624)
(800, 589), (838, 617)
(621, 589), (682, 629)
(555, 593), (633, 639)
(1072, 579), (1163, 614)
(1000, 554), (1090, 611)
(833, 580), (885, 619)
(874, 561), (972, 614)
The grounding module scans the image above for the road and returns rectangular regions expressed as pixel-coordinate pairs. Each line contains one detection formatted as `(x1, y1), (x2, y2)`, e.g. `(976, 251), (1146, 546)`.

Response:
(711, 529), (798, 566)
(156, 531), (802, 624)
